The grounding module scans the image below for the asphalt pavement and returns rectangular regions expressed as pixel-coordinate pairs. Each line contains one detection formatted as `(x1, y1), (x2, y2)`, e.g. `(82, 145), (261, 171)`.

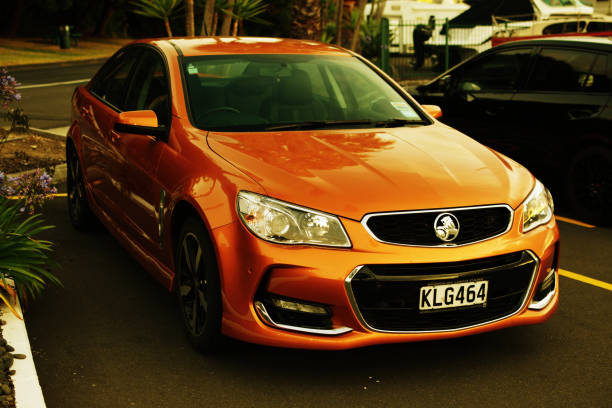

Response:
(12, 61), (102, 129)
(25, 197), (612, 408)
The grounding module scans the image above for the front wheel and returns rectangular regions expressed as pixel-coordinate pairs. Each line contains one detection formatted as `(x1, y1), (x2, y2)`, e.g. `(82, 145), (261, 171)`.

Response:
(175, 217), (223, 352)
(566, 146), (612, 226)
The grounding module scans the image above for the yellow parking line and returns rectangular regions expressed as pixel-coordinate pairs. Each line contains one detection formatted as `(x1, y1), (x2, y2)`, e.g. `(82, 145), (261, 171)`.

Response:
(559, 269), (612, 292)
(555, 215), (596, 228)
(555, 215), (595, 229)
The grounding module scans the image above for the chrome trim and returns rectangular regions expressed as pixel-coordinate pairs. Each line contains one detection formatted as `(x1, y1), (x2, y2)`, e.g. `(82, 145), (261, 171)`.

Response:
(528, 270), (557, 310)
(344, 250), (540, 334)
(361, 204), (514, 247)
(254, 301), (353, 336)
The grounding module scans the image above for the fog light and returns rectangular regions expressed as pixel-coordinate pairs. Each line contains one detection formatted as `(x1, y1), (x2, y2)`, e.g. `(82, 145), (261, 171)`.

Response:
(271, 297), (328, 315)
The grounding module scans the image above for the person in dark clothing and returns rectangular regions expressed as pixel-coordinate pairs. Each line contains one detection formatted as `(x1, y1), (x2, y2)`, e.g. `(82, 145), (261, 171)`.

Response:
(413, 16), (435, 70)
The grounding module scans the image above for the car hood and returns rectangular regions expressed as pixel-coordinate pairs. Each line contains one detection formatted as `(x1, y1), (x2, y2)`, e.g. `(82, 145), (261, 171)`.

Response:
(207, 125), (533, 220)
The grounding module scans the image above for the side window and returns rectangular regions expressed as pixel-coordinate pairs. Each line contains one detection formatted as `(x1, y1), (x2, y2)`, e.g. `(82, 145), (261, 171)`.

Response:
(526, 48), (610, 93)
(456, 48), (532, 92)
(586, 22), (612, 33)
(125, 50), (171, 126)
(90, 50), (139, 110)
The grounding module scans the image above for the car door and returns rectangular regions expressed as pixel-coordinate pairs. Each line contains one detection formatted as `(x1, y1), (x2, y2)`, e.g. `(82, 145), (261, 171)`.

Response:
(80, 48), (140, 219)
(416, 47), (534, 156)
(509, 46), (611, 179)
(112, 47), (172, 258)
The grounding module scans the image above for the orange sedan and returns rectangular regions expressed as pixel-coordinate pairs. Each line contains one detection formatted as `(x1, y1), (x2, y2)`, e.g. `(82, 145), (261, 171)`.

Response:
(66, 37), (559, 351)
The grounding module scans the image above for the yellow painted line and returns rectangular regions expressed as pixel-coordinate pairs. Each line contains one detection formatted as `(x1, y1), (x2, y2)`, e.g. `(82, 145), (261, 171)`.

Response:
(6, 193), (67, 200)
(555, 215), (595, 229)
(560, 269), (612, 292)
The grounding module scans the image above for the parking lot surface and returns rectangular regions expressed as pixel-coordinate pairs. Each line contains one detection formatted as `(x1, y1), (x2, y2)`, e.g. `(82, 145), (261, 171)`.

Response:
(25, 198), (611, 408)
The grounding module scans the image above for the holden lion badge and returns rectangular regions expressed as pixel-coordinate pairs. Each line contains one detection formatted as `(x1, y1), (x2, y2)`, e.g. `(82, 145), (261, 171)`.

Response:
(434, 213), (460, 242)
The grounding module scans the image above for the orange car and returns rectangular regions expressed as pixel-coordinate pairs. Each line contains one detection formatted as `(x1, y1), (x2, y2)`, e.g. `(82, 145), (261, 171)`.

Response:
(66, 37), (559, 351)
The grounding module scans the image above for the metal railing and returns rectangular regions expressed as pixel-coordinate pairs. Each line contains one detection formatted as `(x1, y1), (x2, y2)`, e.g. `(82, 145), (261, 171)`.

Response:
(379, 18), (494, 82)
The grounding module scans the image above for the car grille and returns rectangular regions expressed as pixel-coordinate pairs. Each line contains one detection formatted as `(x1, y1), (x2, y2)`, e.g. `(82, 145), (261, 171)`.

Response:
(346, 251), (537, 332)
(363, 205), (512, 246)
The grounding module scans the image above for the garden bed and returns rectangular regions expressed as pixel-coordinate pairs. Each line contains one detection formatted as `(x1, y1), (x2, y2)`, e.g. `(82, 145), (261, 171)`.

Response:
(0, 129), (65, 175)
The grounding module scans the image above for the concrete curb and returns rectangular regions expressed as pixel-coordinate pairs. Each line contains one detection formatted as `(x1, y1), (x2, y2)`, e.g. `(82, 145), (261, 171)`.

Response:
(2, 299), (46, 408)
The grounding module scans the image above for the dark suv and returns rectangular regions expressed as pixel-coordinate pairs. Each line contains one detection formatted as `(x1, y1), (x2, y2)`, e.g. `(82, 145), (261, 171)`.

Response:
(414, 37), (612, 225)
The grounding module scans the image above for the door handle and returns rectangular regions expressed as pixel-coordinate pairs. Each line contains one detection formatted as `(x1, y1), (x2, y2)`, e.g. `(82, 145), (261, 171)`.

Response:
(80, 106), (91, 119)
(110, 130), (121, 143)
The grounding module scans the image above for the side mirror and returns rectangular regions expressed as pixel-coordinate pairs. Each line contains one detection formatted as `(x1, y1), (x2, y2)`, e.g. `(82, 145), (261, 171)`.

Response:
(114, 110), (167, 139)
(422, 104), (442, 119)
(438, 74), (452, 92)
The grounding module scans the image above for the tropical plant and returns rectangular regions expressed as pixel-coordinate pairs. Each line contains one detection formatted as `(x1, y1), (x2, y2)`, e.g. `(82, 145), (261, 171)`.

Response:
(0, 196), (61, 318)
(289, 0), (322, 40)
(130, 0), (183, 37)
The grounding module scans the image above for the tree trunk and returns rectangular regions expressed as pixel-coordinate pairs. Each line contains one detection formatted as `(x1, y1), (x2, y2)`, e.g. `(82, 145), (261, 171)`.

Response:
(290, 0), (322, 40)
(164, 18), (173, 37)
(232, 18), (239, 36)
(6, 0), (26, 36)
(200, 0), (215, 35)
(372, 0), (387, 21)
(336, 0), (343, 46)
(186, 0), (195, 36)
(221, 0), (235, 36)
(210, 11), (219, 35)
(212, 11), (219, 36)
(350, 0), (367, 51)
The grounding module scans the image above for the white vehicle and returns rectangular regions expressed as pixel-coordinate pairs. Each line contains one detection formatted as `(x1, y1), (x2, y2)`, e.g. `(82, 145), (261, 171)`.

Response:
(365, 0), (469, 53)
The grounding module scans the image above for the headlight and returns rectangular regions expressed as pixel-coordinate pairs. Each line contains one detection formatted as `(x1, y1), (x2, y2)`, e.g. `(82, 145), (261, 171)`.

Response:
(237, 191), (351, 247)
(522, 180), (554, 233)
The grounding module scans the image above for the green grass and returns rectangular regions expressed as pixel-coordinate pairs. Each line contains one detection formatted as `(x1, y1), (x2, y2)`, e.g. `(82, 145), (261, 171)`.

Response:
(0, 38), (132, 67)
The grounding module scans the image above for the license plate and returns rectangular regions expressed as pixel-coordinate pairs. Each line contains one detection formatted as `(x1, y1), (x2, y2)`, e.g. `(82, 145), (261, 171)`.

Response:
(419, 281), (488, 311)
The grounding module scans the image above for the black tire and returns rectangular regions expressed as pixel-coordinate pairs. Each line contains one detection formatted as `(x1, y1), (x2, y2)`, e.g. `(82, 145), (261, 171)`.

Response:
(66, 143), (94, 230)
(566, 146), (612, 226)
(175, 217), (223, 352)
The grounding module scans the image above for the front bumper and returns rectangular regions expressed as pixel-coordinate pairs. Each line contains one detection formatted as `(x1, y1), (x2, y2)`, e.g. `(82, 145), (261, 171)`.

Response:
(211, 212), (559, 350)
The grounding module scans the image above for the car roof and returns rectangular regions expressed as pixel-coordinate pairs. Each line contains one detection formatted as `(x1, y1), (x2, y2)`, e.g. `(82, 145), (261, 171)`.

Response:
(496, 35), (612, 51)
(130, 37), (352, 57)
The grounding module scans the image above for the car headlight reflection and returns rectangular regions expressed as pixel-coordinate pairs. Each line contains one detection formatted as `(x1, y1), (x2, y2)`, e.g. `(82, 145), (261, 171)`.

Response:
(522, 180), (554, 233)
(237, 191), (351, 247)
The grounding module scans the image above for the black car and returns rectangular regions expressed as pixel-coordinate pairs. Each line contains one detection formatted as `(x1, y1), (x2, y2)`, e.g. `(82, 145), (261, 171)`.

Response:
(413, 37), (612, 225)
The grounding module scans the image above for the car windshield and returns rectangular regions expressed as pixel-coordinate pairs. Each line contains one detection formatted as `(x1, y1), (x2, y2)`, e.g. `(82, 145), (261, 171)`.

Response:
(182, 54), (427, 131)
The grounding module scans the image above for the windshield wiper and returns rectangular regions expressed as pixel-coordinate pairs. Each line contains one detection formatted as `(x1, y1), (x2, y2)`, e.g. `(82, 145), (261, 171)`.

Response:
(264, 120), (375, 131)
(265, 118), (428, 131)
(372, 118), (428, 127)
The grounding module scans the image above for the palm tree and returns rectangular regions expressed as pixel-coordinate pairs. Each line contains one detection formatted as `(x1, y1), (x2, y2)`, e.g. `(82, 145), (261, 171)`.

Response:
(200, 0), (216, 35)
(290, 0), (322, 40)
(220, 0), (235, 35)
(221, 0), (269, 36)
(186, 0), (195, 36)
(350, 0), (367, 51)
(130, 0), (183, 37)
